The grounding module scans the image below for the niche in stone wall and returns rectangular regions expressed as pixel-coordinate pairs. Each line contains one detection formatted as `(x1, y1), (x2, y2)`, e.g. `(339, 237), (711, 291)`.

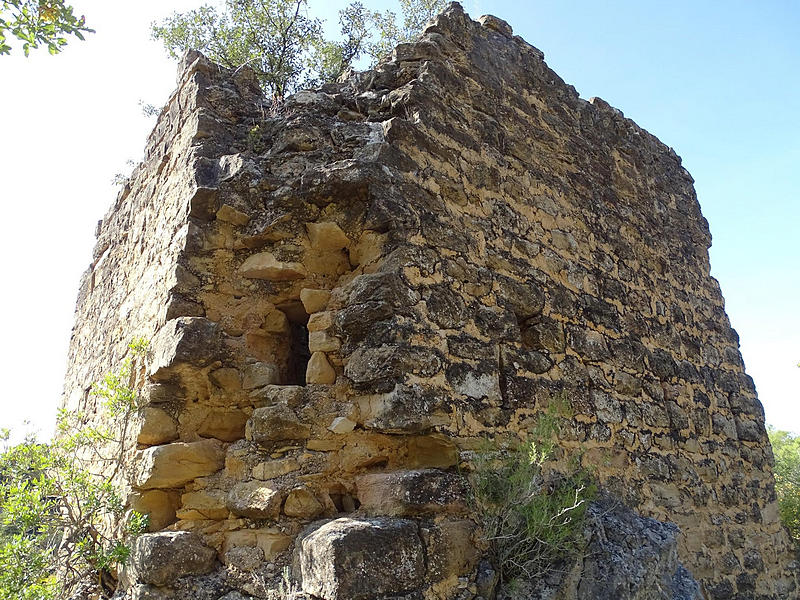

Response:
(277, 301), (310, 386)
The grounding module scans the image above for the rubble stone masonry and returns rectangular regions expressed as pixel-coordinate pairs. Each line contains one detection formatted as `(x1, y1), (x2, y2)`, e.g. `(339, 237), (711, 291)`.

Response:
(62, 3), (798, 599)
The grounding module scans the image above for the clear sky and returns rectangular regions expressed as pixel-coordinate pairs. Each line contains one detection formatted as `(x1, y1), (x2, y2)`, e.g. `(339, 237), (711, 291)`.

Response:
(0, 0), (797, 440)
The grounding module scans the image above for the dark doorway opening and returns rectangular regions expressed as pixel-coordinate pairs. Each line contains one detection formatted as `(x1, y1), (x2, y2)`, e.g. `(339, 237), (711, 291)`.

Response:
(279, 301), (310, 386)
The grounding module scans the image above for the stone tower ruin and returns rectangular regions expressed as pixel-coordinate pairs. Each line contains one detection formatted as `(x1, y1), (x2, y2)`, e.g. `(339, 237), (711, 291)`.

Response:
(62, 3), (797, 599)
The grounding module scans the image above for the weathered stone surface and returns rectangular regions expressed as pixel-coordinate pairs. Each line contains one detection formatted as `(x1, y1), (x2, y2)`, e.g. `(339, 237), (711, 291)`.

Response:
(407, 435), (459, 469)
(227, 481), (282, 519)
(197, 408), (248, 442)
(216, 204), (250, 226)
(306, 351), (336, 384)
(300, 288), (331, 313)
(137, 407), (179, 446)
(357, 384), (450, 433)
(356, 469), (468, 516)
(128, 490), (179, 532)
(298, 518), (426, 600)
(61, 3), (797, 598)
(306, 221), (350, 250)
(283, 487), (325, 519)
(241, 362), (279, 389)
(252, 456), (301, 480)
(328, 416), (356, 434)
(149, 317), (224, 375)
(135, 440), (225, 489)
(239, 252), (306, 280)
(246, 404), (311, 444)
(129, 531), (216, 587)
(571, 500), (703, 600)
(177, 489), (229, 520)
(421, 520), (479, 582)
(249, 384), (304, 408)
(222, 528), (291, 558)
(500, 499), (703, 600)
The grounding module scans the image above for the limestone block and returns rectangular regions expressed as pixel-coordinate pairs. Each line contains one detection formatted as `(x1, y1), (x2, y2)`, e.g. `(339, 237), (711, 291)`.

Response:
(257, 530), (293, 557)
(135, 440), (225, 489)
(345, 345), (443, 392)
(138, 382), (183, 407)
(137, 407), (179, 446)
(306, 352), (336, 384)
(298, 518), (425, 600)
(284, 487), (324, 519)
(307, 439), (343, 451)
(349, 231), (385, 266)
(356, 469), (468, 516)
(149, 317), (224, 376)
(262, 308), (289, 333)
(300, 288), (331, 313)
(246, 405), (311, 444)
(227, 481), (283, 519)
(307, 311), (333, 332)
(357, 384), (450, 433)
(345, 272), (419, 307)
(421, 520), (479, 581)
(253, 457), (301, 480)
(309, 330), (341, 353)
(223, 528), (292, 558)
(129, 531), (216, 586)
(216, 204), (250, 226)
(189, 187), (218, 221)
(735, 417), (763, 442)
(328, 416), (356, 434)
(306, 221), (350, 250)
(221, 545), (264, 571)
(239, 252), (307, 280)
(198, 409), (248, 442)
(522, 319), (566, 354)
(178, 489), (229, 520)
(129, 490), (180, 531)
(407, 435), (459, 469)
(249, 384), (304, 408)
(242, 362), (280, 389)
(209, 367), (241, 391)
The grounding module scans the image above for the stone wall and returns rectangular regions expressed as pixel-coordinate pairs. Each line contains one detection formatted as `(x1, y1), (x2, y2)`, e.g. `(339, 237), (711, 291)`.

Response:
(63, 3), (797, 599)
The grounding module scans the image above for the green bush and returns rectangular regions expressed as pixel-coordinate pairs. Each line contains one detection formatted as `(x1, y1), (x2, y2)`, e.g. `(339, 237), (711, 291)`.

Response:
(0, 340), (150, 599)
(469, 398), (596, 585)
(768, 427), (800, 546)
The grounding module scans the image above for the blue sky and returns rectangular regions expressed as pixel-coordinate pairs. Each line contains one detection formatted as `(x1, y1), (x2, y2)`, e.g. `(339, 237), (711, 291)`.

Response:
(0, 0), (797, 438)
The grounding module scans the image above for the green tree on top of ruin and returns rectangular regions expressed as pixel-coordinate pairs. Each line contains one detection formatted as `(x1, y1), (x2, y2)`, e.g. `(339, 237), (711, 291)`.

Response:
(151, 0), (447, 101)
(0, 0), (92, 56)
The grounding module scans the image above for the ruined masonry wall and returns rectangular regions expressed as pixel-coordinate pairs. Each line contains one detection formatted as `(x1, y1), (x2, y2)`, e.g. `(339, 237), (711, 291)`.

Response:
(63, 3), (797, 600)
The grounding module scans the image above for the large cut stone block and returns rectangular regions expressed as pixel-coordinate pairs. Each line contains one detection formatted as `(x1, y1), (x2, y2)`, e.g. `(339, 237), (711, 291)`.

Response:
(356, 469), (468, 516)
(134, 439), (225, 489)
(356, 383), (450, 433)
(149, 317), (225, 377)
(128, 531), (216, 586)
(298, 518), (425, 600)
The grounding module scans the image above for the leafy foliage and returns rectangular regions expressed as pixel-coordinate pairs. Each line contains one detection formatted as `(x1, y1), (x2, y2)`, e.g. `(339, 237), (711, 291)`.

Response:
(0, 340), (149, 599)
(151, 0), (448, 99)
(367, 0), (445, 61)
(768, 427), (800, 546)
(470, 397), (596, 585)
(0, 0), (92, 56)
